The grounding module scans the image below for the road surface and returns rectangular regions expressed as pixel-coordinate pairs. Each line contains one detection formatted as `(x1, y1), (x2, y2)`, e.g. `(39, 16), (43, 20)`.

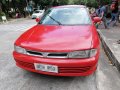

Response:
(0, 19), (120, 90)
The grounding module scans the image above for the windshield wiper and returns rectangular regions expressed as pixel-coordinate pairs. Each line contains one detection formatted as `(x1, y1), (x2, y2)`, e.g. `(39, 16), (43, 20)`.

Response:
(48, 15), (62, 25)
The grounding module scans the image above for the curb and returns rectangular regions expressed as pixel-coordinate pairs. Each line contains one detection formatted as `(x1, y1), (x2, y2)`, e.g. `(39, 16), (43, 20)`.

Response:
(97, 29), (120, 72)
(0, 17), (30, 25)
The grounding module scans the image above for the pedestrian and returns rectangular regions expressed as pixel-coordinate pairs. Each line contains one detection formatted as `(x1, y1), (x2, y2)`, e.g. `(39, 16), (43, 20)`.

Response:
(89, 7), (97, 18)
(107, 1), (119, 26)
(8, 11), (13, 18)
(96, 5), (101, 17)
(100, 3), (108, 29)
(118, 3), (120, 23)
(22, 11), (26, 18)
(16, 11), (21, 18)
(44, 6), (48, 11)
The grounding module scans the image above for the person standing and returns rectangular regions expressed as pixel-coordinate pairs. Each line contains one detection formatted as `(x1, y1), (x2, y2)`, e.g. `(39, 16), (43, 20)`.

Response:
(22, 11), (26, 18)
(107, 1), (119, 26)
(96, 5), (101, 17)
(100, 3), (108, 29)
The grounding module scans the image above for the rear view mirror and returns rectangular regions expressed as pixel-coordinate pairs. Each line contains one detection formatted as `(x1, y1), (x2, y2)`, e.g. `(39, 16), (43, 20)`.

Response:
(36, 17), (40, 22)
(93, 17), (101, 23)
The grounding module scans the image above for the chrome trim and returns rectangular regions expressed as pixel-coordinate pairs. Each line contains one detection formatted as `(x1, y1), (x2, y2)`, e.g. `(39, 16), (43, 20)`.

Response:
(26, 50), (68, 58)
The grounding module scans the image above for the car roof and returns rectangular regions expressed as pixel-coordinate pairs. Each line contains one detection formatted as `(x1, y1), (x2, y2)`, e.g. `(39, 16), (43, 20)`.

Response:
(35, 10), (44, 12)
(52, 5), (86, 9)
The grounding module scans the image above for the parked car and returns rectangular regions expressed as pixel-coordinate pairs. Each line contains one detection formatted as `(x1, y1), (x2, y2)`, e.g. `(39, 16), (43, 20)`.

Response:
(31, 10), (44, 19)
(13, 5), (100, 76)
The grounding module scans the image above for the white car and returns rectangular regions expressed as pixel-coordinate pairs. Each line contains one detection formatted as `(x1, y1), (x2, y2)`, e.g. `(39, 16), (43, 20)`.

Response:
(32, 10), (44, 19)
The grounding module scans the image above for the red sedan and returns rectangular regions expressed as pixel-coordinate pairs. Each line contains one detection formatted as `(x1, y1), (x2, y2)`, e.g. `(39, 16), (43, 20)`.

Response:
(13, 5), (100, 76)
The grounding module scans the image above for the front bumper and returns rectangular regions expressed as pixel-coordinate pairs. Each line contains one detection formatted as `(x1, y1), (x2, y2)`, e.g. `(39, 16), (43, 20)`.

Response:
(32, 15), (37, 19)
(13, 51), (99, 76)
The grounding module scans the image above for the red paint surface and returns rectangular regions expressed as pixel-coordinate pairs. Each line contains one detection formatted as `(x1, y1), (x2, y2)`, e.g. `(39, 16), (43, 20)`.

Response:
(13, 5), (100, 76)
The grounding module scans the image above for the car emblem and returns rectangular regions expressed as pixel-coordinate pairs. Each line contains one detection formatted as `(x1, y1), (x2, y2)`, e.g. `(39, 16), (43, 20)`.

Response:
(42, 52), (49, 57)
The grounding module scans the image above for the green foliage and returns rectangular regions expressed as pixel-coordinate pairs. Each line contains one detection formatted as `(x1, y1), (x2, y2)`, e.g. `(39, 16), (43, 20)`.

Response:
(0, 11), (5, 21)
(58, 0), (69, 5)
(0, 11), (5, 16)
(40, 0), (51, 6)
(69, 0), (111, 7)
(0, 0), (112, 19)
(16, 0), (26, 12)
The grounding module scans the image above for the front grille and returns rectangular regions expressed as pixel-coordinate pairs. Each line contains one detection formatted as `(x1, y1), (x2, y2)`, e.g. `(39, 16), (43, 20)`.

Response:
(59, 66), (91, 73)
(27, 50), (42, 56)
(16, 60), (35, 69)
(26, 50), (68, 58)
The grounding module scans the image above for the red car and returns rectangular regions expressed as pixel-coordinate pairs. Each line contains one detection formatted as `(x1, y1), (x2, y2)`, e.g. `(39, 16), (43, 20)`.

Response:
(13, 5), (100, 76)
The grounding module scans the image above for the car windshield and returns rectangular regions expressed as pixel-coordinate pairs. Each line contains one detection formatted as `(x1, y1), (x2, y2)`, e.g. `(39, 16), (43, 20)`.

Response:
(39, 7), (91, 25)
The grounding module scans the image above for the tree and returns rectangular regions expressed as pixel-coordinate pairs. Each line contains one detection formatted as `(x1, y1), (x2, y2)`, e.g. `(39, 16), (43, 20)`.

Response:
(69, 0), (111, 7)
(58, 0), (69, 5)
(16, 0), (26, 12)
(0, 2), (2, 12)
(0, 0), (7, 13)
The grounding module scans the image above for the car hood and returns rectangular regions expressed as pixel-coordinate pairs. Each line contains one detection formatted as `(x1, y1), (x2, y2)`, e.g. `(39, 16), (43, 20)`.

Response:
(18, 25), (93, 52)
(32, 13), (42, 16)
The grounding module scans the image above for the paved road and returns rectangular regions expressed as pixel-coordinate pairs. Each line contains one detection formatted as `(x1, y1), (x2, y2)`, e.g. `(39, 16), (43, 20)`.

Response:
(0, 19), (120, 90)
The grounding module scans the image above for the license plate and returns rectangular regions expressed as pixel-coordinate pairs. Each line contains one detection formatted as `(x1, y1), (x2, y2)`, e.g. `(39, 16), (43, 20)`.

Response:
(34, 63), (58, 73)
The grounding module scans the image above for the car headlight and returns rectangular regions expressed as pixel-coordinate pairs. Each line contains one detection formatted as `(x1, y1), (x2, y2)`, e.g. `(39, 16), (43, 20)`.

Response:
(68, 49), (97, 58)
(14, 45), (26, 54)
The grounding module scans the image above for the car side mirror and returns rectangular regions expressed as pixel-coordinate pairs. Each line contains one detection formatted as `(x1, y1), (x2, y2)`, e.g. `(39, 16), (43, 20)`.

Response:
(36, 17), (41, 22)
(93, 17), (101, 23)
